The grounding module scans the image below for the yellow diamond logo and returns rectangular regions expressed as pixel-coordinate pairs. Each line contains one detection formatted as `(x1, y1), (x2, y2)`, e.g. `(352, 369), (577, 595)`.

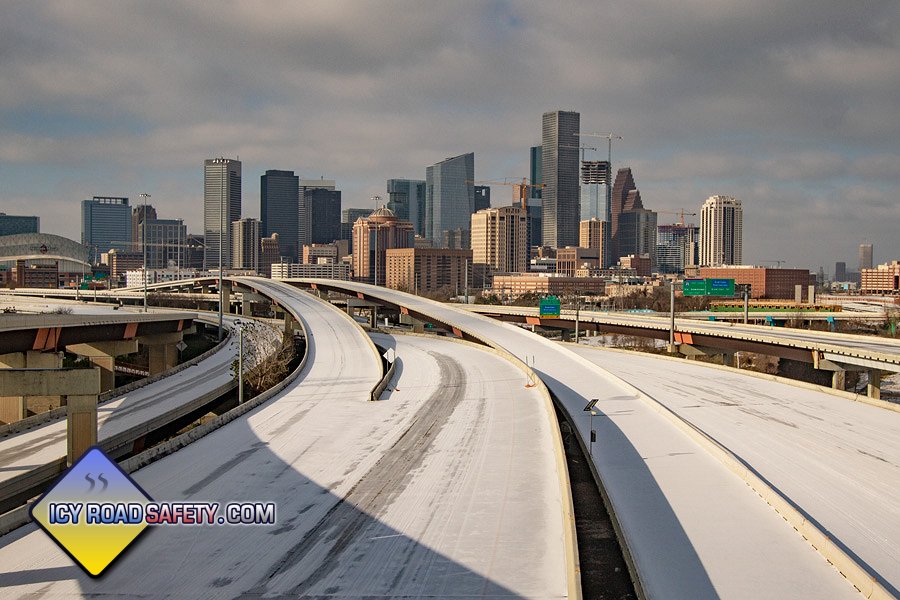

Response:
(30, 447), (152, 577)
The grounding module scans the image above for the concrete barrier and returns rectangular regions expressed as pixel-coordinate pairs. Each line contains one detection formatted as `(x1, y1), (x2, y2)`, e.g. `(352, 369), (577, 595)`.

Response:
(369, 346), (397, 402)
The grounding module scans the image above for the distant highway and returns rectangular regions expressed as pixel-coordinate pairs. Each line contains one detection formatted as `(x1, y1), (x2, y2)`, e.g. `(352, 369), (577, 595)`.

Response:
(0, 283), (571, 598)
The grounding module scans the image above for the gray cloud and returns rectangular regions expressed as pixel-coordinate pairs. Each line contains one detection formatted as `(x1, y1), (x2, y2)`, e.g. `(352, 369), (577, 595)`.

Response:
(1, 1), (899, 271)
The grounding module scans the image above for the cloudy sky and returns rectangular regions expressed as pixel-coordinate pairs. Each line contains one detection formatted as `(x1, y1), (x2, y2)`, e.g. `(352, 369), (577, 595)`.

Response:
(2, 1), (899, 271)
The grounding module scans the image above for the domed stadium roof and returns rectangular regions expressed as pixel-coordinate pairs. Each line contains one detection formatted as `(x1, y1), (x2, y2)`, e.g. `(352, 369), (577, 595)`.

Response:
(0, 233), (89, 267)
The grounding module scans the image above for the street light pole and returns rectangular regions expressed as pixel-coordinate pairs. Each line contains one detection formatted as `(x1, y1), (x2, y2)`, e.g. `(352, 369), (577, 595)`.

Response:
(138, 193), (151, 312)
(237, 321), (243, 404)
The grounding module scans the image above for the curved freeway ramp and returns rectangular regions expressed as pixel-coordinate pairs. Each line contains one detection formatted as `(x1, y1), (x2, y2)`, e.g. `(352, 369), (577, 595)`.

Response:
(0, 279), (572, 598)
(295, 279), (864, 600)
(572, 345), (900, 598)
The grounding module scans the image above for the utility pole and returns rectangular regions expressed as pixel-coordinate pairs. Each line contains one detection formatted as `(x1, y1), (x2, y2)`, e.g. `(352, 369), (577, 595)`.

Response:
(238, 321), (244, 404)
(464, 258), (469, 304)
(140, 193), (151, 312)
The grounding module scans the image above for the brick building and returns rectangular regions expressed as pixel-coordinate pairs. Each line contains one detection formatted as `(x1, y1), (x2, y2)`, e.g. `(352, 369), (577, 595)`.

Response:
(385, 248), (471, 295)
(699, 266), (815, 300)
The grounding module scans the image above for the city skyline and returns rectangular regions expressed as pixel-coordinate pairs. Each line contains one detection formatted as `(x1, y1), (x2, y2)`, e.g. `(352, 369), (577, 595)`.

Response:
(2, 3), (899, 268)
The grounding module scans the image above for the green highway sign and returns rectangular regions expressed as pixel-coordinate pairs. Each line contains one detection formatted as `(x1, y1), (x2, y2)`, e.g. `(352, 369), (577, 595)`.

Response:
(707, 278), (735, 296)
(682, 278), (736, 297)
(539, 295), (561, 317)
(682, 279), (707, 296)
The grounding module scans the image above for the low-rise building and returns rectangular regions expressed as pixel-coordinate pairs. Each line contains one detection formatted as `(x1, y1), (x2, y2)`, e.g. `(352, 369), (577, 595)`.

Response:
(556, 247), (600, 277)
(620, 254), (652, 277)
(861, 261), (900, 294)
(385, 248), (471, 295)
(699, 266), (815, 300)
(271, 262), (351, 280)
(491, 273), (605, 298)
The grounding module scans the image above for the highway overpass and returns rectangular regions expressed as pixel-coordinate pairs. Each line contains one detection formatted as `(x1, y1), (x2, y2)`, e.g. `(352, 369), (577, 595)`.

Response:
(0, 278), (576, 598)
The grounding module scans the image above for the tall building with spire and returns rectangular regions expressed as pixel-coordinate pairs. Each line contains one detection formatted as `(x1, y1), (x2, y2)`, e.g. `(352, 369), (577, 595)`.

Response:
(541, 110), (580, 248)
(203, 157), (242, 270)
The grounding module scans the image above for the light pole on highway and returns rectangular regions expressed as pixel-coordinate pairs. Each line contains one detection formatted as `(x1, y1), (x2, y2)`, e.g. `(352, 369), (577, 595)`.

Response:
(584, 398), (599, 457)
(235, 319), (244, 404)
(669, 279), (676, 350)
(140, 193), (150, 312)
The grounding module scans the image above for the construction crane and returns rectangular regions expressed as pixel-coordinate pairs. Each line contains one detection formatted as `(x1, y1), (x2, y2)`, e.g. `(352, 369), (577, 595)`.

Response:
(657, 209), (698, 226)
(467, 177), (544, 209)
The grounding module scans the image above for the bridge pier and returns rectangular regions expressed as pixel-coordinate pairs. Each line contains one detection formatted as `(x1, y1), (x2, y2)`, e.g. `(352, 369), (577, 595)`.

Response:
(140, 332), (183, 376)
(831, 370), (845, 391)
(0, 351), (66, 419)
(67, 340), (139, 393)
(867, 370), (882, 399)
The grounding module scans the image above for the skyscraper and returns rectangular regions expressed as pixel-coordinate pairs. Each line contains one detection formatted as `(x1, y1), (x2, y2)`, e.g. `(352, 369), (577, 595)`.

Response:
(260, 170), (300, 261)
(835, 261), (847, 282)
(579, 218), (609, 267)
(700, 195), (743, 266)
(0, 213), (39, 237)
(81, 196), (131, 262)
(609, 168), (642, 257)
(341, 207), (373, 253)
(657, 224), (700, 274)
(132, 204), (157, 252)
(474, 186), (491, 212)
(300, 187), (341, 245)
(232, 217), (261, 272)
(139, 218), (187, 269)
(471, 206), (528, 273)
(203, 157), (242, 270)
(527, 145), (543, 250)
(859, 243), (874, 272)
(618, 209), (658, 267)
(352, 206), (414, 285)
(298, 179), (339, 246)
(387, 179), (427, 236)
(541, 110), (580, 248)
(425, 152), (474, 247)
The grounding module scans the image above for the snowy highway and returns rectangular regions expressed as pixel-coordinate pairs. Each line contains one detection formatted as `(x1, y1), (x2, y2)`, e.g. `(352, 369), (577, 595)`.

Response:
(298, 279), (865, 600)
(571, 345), (900, 597)
(0, 283), (571, 598)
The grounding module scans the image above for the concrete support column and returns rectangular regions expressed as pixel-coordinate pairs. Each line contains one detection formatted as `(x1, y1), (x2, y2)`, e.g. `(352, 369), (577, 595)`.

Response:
(148, 344), (177, 375)
(242, 299), (253, 316)
(140, 332), (183, 376)
(0, 396), (26, 424)
(0, 352), (26, 368)
(67, 340), (138, 394)
(284, 312), (296, 336)
(369, 307), (378, 328)
(867, 370), (882, 400)
(222, 281), (233, 314)
(832, 370), (846, 391)
(89, 355), (116, 392)
(66, 395), (98, 466)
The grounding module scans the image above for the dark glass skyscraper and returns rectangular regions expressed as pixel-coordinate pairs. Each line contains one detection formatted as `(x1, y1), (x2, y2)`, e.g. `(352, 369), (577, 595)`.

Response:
(0, 213), (39, 237)
(387, 179), (426, 236)
(425, 153), (474, 247)
(203, 157), (241, 270)
(261, 170), (300, 261)
(81, 196), (132, 262)
(301, 188), (341, 245)
(527, 145), (543, 249)
(610, 167), (642, 259)
(541, 110), (580, 248)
